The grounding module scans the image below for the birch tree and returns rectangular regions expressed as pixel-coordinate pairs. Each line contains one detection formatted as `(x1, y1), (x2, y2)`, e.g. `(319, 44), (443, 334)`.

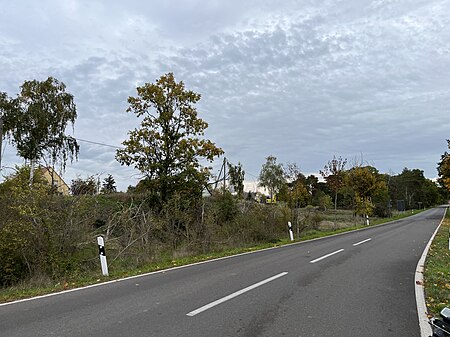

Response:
(6, 77), (79, 183)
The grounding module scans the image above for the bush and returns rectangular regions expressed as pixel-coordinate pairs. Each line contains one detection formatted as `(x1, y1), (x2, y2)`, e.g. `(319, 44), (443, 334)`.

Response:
(0, 168), (359, 290)
(211, 191), (238, 225)
(0, 167), (116, 286)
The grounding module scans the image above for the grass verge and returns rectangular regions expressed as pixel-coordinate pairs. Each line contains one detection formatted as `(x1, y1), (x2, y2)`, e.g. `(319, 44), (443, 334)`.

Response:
(0, 208), (428, 304)
(424, 208), (450, 316)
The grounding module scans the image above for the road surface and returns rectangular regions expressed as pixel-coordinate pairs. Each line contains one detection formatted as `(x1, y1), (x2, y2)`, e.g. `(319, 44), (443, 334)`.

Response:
(1, 207), (446, 336)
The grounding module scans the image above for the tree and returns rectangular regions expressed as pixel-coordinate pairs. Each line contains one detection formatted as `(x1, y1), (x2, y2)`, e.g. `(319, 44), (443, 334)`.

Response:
(285, 181), (309, 208)
(390, 168), (440, 209)
(0, 93), (7, 175)
(101, 174), (117, 194)
(0, 92), (8, 115)
(0, 92), (17, 175)
(70, 176), (98, 195)
(258, 155), (285, 200)
(284, 163), (307, 186)
(317, 193), (333, 211)
(5, 77), (79, 183)
(438, 140), (450, 192)
(280, 163), (309, 208)
(305, 174), (329, 206)
(0, 166), (54, 284)
(228, 162), (245, 199)
(320, 156), (347, 211)
(346, 165), (388, 217)
(347, 166), (377, 199)
(421, 178), (441, 207)
(116, 73), (223, 203)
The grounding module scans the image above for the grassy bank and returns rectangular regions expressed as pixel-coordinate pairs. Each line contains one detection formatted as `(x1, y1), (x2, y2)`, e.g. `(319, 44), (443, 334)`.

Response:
(424, 208), (450, 316)
(0, 208), (426, 304)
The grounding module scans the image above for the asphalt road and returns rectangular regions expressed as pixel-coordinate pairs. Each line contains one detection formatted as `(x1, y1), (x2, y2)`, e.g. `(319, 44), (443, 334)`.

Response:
(1, 207), (446, 337)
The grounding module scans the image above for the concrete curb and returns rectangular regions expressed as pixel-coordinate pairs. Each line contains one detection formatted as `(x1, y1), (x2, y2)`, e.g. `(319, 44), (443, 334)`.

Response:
(415, 207), (448, 337)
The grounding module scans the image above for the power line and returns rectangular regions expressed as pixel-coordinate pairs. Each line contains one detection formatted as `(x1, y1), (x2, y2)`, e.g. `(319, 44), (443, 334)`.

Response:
(75, 138), (123, 149)
(246, 172), (259, 179)
(226, 158), (259, 180)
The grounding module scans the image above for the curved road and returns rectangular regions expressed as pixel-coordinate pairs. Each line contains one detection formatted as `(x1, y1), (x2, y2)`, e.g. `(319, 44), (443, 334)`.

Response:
(1, 207), (446, 336)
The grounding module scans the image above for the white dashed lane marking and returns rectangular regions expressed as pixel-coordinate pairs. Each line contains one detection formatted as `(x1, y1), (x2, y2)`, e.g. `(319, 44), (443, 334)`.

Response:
(310, 249), (345, 264)
(353, 238), (372, 246)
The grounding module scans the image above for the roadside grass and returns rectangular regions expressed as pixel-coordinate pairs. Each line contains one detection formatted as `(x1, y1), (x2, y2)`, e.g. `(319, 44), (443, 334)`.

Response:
(424, 208), (450, 316)
(316, 208), (425, 228)
(371, 209), (426, 225)
(0, 208), (427, 304)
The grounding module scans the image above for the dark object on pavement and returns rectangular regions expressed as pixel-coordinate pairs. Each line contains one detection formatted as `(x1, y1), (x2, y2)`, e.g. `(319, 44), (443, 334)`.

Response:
(430, 307), (450, 337)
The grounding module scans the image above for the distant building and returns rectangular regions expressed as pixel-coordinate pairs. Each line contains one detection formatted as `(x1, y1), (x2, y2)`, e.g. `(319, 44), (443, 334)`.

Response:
(39, 167), (70, 195)
(244, 181), (268, 195)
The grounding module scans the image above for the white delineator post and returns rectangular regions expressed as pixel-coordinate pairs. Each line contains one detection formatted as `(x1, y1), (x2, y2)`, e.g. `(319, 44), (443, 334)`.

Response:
(365, 215), (370, 226)
(97, 236), (109, 276)
(288, 222), (294, 241)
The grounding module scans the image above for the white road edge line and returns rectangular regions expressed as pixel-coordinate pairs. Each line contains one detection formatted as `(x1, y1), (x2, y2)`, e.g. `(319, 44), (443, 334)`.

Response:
(353, 238), (372, 246)
(310, 249), (344, 264)
(415, 207), (448, 337)
(0, 209), (432, 307)
(186, 272), (288, 317)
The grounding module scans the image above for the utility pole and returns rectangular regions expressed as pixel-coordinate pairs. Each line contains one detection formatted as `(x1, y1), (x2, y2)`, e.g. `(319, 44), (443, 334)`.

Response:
(213, 157), (228, 194)
(223, 157), (226, 194)
(215, 160), (224, 190)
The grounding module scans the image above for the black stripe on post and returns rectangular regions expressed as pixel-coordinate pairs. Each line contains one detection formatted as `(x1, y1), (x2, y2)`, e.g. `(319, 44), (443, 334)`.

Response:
(99, 245), (106, 256)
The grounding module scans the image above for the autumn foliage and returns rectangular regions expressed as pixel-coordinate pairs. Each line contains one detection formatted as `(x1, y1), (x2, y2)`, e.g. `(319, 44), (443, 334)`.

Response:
(116, 73), (223, 203)
(438, 139), (450, 192)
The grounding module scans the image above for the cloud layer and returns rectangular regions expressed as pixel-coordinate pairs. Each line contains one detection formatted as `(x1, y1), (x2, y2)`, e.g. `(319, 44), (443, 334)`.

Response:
(1, 0), (449, 190)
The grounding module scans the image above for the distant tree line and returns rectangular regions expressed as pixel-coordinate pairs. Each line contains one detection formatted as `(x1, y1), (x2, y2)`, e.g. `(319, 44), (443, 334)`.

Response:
(0, 73), (447, 289)
(258, 155), (443, 217)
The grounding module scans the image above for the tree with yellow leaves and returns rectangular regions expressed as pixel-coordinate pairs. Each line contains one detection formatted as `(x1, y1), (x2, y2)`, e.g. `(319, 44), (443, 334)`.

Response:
(437, 139), (450, 192)
(116, 73), (223, 203)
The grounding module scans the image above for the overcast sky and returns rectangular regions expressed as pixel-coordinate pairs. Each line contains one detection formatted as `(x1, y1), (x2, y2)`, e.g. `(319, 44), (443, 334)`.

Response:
(1, 0), (449, 191)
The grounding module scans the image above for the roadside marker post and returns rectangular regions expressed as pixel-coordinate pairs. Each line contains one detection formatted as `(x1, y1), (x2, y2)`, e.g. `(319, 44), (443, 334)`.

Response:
(288, 222), (294, 241)
(97, 236), (109, 276)
(366, 215), (370, 226)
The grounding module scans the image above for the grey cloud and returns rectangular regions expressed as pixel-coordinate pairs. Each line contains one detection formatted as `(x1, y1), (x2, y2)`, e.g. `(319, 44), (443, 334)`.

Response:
(162, 1), (450, 178)
(1, 0), (449, 189)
